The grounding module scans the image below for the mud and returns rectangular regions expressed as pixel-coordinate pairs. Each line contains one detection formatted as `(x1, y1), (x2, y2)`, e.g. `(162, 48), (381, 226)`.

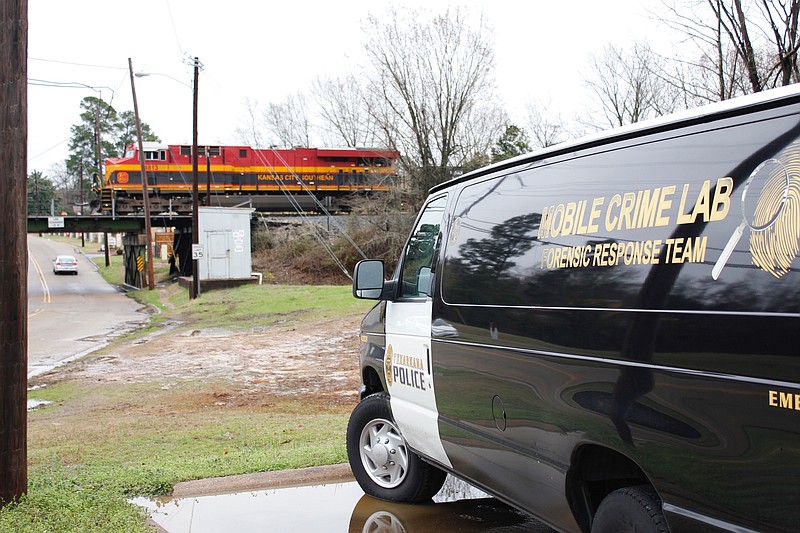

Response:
(39, 313), (364, 405)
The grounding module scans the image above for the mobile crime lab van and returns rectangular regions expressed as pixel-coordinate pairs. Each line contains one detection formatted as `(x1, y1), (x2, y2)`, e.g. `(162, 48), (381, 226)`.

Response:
(346, 85), (800, 533)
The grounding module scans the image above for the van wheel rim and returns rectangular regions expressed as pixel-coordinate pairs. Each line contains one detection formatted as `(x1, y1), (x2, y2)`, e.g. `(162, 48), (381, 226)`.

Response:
(359, 417), (409, 488)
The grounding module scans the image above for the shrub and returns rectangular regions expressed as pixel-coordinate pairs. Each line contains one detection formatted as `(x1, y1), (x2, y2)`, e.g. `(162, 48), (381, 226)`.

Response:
(250, 195), (416, 284)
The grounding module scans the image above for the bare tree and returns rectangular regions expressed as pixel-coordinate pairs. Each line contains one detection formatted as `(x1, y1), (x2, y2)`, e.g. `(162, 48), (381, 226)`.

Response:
(525, 100), (567, 149)
(363, 6), (505, 202)
(658, 0), (800, 101)
(234, 97), (267, 148)
(655, 41), (751, 106)
(584, 43), (679, 129)
(264, 92), (311, 148)
(47, 162), (77, 213)
(453, 101), (507, 173)
(45, 162), (68, 193)
(755, 0), (800, 86)
(311, 74), (379, 147)
(237, 93), (312, 149)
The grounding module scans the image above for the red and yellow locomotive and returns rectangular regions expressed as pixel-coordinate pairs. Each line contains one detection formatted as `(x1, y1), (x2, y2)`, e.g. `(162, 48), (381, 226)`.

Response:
(94, 143), (400, 214)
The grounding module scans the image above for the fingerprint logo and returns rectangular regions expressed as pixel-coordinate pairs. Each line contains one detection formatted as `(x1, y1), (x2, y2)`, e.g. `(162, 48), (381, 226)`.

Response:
(749, 144), (800, 279)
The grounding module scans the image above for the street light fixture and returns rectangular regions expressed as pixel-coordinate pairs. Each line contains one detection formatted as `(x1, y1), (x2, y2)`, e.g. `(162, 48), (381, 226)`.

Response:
(133, 71), (192, 89)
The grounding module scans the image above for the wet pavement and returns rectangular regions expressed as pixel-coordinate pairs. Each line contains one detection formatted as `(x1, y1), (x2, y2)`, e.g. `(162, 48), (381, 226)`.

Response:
(133, 470), (555, 532)
(26, 235), (148, 379)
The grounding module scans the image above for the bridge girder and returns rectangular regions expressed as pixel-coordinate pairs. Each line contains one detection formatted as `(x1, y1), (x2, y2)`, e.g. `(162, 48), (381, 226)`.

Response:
(26, 215), (192, 234)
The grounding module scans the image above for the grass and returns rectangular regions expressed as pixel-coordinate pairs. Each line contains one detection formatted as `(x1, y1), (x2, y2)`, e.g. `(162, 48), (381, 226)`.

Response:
(175, 284), (369, 330)
(26, 381), (350, 495)
(92, 254), (126, 285)
(1, 248), (373, 532)
(3, 389), (349, 532)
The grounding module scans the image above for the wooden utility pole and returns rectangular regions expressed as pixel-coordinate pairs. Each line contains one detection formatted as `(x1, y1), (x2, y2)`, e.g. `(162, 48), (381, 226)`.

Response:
(0, 0), (28, 507)
(128, 58), (155, 290)
(95, 106), (109, 267)
(79, 162), (85, 247)
(191, 57), (201, 299)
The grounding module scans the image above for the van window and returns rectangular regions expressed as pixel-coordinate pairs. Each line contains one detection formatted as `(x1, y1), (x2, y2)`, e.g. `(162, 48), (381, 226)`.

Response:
(442, 113), (800, 314)
(399, 195), (447, 298)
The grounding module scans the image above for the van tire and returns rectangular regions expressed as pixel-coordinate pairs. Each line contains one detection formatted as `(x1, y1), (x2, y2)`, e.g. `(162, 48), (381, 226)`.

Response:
(591, 485), (669, 533)
(347, 392), (447, 503)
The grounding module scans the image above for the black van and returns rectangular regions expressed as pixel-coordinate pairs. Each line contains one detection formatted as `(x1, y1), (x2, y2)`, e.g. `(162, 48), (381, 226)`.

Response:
(346, 86), (800, 533)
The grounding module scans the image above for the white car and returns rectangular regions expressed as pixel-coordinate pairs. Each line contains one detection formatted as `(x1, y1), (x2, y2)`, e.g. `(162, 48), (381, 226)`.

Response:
(53, 255), (78, 275)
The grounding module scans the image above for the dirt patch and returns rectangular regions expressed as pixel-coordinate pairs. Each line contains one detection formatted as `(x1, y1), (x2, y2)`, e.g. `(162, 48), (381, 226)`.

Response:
(252, 249), (352, 286)
(36, 313), (365, 408)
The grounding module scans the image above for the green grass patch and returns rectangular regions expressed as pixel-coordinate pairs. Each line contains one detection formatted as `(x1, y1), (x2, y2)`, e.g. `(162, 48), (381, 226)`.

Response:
(178, 284), (372, 330)
(91, 255), (172, 290)
(89, 250), (371, 333)
(99, 280), (372, 336)
(0, 468), (150, 533)
(26, 381), (349, 494)
(6, 379), (352, 532)
(92, 255), (126, 286)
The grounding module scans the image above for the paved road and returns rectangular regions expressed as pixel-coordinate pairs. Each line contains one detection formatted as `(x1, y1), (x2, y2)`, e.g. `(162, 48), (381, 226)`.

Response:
(27, 235), (148, 378)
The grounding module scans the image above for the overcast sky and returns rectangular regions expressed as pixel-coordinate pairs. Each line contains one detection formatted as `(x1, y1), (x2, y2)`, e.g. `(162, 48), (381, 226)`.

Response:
(27, 0), (665, 174)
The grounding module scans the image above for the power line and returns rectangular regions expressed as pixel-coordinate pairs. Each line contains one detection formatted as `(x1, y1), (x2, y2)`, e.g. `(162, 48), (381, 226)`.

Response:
(269, 148), (367, 259)
(28, 138), (69, 163)
(165, 0), (186, 58)
(27, 76), (122, 108)
(28, 77), (115, 93)
(249, 149), (369, 279)
(28, 56), (127, 70)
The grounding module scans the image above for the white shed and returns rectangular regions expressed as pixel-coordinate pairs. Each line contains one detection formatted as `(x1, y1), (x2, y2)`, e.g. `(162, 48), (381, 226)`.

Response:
(197, 207), (254, 281)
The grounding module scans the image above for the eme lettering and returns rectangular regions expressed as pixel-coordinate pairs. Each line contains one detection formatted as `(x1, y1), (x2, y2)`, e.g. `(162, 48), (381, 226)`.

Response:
(769, 390), (800, 411)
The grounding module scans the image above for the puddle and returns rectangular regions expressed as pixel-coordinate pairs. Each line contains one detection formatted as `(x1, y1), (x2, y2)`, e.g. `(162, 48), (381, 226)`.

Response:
(27, 399), (51, 411)
(132, 482), (365, 532)
(133, 475), (553, 532)
(28, 385), (51, 411)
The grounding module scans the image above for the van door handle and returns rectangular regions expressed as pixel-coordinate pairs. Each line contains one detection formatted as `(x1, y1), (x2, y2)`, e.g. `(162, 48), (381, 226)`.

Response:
(426, 346), (431, 375)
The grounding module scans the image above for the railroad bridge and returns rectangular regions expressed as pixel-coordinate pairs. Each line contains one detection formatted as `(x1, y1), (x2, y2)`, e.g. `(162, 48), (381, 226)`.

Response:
(27, 214), (194, 289)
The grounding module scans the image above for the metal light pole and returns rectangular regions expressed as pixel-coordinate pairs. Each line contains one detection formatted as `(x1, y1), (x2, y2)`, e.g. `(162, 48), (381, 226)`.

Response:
(128, 58), (156, 290)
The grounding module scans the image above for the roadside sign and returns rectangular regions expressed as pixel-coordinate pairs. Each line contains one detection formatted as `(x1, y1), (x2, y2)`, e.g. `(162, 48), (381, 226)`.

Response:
(48, 216), (65, 229)
(192, 244), (204, 260)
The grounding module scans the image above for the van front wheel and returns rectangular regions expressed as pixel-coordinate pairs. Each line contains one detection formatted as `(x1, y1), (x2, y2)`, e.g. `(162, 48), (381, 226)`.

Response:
(591, 485), (670, 533)
(347, 392), (446, 503)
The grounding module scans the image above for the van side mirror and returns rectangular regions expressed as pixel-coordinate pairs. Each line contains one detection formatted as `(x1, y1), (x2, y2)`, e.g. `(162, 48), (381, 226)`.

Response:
(353, 260), (385, 299)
